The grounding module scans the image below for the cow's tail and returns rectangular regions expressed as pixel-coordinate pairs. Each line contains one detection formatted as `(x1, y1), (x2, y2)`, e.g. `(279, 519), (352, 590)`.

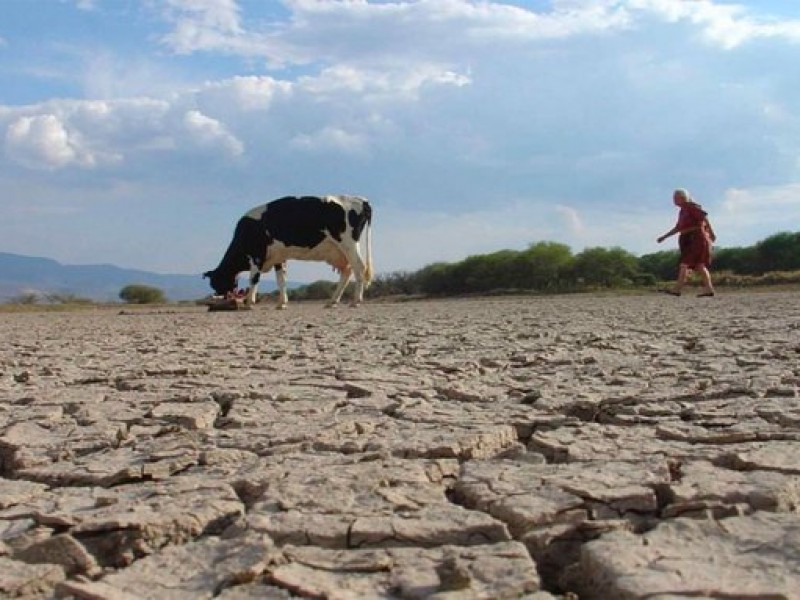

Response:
(363, 201), (373, 287)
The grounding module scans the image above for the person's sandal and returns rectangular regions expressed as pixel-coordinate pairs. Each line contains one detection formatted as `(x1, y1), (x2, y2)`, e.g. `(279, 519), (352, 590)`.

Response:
(659, 289), (681, 296)
(697, 292), (715, 297)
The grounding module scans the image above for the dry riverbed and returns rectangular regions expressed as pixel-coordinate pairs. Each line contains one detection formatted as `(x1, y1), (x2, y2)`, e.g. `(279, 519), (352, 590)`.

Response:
(1, 291), (799, 599)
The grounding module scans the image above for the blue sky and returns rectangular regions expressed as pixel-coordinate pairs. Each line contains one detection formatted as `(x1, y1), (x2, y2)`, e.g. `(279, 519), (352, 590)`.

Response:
(2, 1), (800, 282)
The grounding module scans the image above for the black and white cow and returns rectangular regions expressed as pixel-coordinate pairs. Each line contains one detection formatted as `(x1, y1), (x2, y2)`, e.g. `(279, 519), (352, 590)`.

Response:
(204, 195), (373, 309)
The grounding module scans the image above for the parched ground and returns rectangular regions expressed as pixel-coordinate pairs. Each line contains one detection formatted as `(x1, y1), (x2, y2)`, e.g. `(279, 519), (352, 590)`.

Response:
(1, 291), (798, 599)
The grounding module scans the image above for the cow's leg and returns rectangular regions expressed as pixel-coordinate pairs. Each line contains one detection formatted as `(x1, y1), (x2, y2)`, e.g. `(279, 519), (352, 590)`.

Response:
(245, 257), (266, 305)
(327, 266), (352, 308)
(274, 263), (289, 310)
(342, 248), (368, 306)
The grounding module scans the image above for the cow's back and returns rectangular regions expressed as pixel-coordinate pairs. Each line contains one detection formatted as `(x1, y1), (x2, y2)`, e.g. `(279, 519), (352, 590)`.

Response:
(246, 195), (368, 247)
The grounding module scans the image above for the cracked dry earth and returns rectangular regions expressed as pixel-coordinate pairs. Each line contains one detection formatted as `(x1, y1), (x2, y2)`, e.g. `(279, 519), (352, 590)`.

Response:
(1, 291), (799, 600)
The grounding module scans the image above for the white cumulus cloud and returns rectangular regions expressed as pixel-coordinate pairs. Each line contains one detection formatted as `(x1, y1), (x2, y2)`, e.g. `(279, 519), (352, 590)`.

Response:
(198, 76), (292, 112)
(695, 183), (800, 247)
(290, 126), (367, 154)
(5, 114), (93, 170)
(160, 0), (245, 54)
(155, 0), (633, 66)
(297, 63), (470, 102)
(555, 204), (586, 236)
(626, 0), (800, 48)
(721, 184), (800, 216)
(72, 0), (96, 10)
(183, 109), (244, 156)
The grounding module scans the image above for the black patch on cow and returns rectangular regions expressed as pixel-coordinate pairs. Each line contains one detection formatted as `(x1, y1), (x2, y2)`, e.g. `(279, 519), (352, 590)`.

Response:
(348, 203), (371, 242)
(259, 196), (347, 246)
(204, 216), (268, 295)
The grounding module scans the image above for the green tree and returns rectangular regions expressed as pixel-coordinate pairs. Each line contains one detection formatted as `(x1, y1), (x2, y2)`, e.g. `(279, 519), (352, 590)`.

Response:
(515, 242), (574, 290)
(454, 251), (518, 293)
(367, 271), (421, 297)
(290, 280), (338, 301)
(327, 228), (800, 299)
(7, 292), (39, 305)
(638, 250), (679, 281)
(755, 232), (800, 273)
(713, 246), (759, 274)
(417, 262), (458, 295)
(119, 284), (167, 304)
(571, 247), (640, 288)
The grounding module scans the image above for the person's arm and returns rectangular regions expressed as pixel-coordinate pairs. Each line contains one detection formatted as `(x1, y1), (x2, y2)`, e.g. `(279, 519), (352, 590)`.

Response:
(658, 223), (701, 242)
(657, 226), (679, 243)
(658, 214), (705, 243)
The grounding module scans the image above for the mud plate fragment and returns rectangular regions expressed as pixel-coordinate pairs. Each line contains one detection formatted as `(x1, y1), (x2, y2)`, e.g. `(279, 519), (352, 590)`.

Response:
(206, 297), (251, 311)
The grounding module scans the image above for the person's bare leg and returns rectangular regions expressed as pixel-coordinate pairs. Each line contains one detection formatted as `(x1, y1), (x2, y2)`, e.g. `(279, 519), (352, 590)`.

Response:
(672, 264), (689, 294)
(697, 266), (714, 296)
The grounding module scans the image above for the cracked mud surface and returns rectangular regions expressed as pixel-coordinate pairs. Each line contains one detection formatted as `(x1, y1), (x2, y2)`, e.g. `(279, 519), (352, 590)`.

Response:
(1, 291), (799, 599)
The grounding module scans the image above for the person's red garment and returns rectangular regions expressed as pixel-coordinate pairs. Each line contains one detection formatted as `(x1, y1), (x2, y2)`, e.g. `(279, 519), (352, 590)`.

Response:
(676, 202), (711, 268)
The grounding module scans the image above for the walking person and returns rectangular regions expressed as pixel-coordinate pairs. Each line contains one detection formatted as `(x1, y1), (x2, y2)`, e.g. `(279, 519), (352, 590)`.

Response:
(657, 188), (716, 297)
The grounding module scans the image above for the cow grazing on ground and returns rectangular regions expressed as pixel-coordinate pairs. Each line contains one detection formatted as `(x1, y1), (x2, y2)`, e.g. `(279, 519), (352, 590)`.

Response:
(204, 195), (373, 309)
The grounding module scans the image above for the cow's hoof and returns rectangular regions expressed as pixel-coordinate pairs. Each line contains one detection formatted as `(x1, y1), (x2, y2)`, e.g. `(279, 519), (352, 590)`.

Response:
(325, 302), (339, 309)
(275, 304), (287, 311)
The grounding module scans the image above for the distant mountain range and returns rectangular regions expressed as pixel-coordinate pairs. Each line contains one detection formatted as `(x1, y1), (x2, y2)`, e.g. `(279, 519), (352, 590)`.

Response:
(0, 252), (279, 302)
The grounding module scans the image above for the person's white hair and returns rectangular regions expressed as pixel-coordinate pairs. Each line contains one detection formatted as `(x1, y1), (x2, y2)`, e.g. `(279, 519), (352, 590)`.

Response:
(674, 188), (691, 201)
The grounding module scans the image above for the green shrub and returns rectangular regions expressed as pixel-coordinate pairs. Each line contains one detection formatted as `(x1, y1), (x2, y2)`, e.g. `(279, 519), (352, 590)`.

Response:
(119, 284), (167, 304)
(289, 280), (339, 301)
(45, 293), (94, 305)
(6, 293), (39, 305)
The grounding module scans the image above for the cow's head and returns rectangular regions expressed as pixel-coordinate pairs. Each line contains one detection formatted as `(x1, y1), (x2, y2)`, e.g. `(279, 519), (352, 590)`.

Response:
(203, 268), (237, 296)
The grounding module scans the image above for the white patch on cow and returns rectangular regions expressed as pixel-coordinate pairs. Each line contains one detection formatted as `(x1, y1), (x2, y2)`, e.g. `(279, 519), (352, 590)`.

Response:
(266, 239), (347, 269)
(244, 205), (267, 221)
